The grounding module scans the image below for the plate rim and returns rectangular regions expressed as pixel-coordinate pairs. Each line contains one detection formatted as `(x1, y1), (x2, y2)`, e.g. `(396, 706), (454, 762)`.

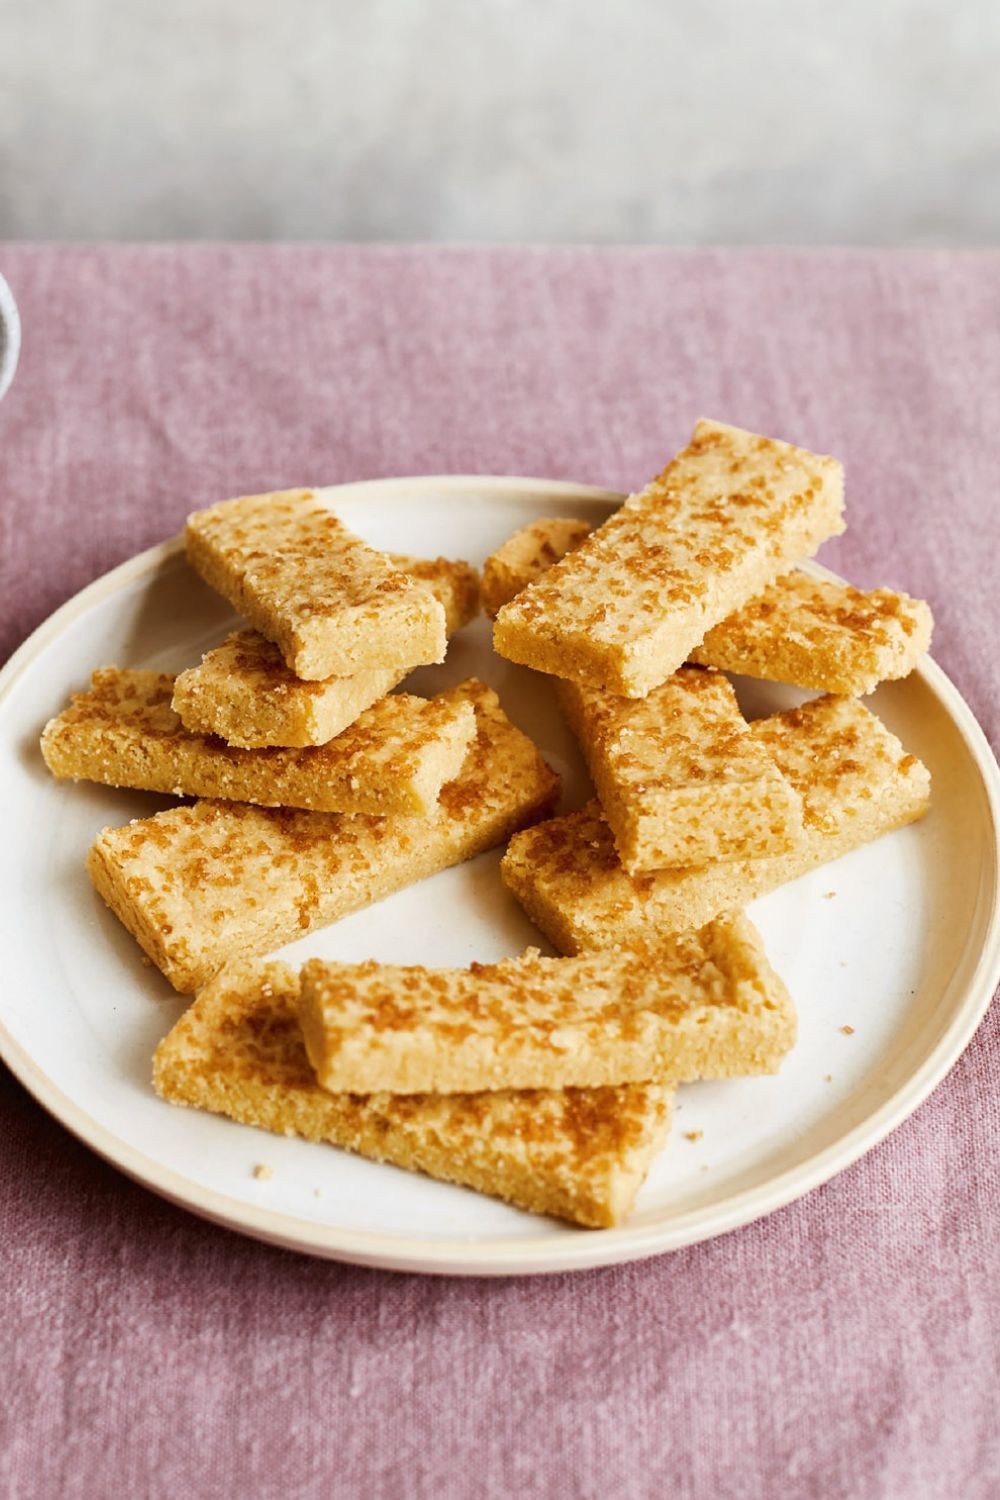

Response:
(2, 472), (999, 1277)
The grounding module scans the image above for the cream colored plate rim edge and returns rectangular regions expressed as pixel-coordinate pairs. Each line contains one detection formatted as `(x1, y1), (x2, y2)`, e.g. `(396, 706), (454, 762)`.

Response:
(1, 473), (998, 1278)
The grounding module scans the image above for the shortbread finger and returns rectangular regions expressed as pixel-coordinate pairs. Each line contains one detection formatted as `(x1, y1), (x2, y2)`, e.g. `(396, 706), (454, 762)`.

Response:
(494, 420), (844, 697)
(185, 489), (446, 679)
(691, 571), (933, 695)
(392, 554), (480, 635)
(153, 961), (674, 1229)
(42, 669), (476, 817)
(87, 680), (560, 993)
(172, 554), (479, 750)
(556, 667), (802, 873)
(481, 518), (593, 619)
(172, 633), (403, 750)
(483, 516), (930, 699)
(298, 913), (795, 1095)
(502, 696), (930, 953)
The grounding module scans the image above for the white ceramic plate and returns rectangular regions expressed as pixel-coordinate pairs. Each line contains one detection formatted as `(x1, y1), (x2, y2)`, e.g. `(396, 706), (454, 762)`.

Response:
(1, 476), (998, 1277)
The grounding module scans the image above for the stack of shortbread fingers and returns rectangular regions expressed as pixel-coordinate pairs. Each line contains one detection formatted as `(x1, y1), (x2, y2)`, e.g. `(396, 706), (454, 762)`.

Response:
(42, 422), (934, 1229)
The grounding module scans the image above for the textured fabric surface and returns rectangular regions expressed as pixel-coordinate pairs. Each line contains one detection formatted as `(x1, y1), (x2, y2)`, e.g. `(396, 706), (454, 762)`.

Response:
(0, 245), (998, 1500)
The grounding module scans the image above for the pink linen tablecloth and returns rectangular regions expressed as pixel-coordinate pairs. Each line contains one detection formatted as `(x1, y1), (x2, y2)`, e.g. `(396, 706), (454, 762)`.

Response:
(1, 245), (998, 1500)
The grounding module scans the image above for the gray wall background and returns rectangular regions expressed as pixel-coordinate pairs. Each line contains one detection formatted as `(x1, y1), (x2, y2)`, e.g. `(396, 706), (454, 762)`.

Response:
(1, 0), (998, 242)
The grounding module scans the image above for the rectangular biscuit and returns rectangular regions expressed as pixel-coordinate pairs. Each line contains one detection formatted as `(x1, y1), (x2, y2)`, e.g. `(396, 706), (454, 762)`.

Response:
(691, 571), (934, 695)
(502, 696), (930, 952)
(481, 518), (594, 619)
(172, 554), (479, 749)
(87, 679), (560, 993)
(480, 518), (931, 699)
(172, 634), (405, 751)
(153, 961), (675, 1228)
(493, 420), (844, 697)
(556, 667), (803, 872)
(41, 669), (476, 817)
(395, 554), (480, 636)
(185, 489), (447, 680)
(298, 912), (796, 1095)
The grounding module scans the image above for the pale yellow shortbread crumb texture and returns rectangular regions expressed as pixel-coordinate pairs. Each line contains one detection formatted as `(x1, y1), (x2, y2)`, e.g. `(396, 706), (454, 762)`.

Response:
(297, 912), (796, 1095)
(556, 668), (803, 872)
(172, 553), (479, 748)
(42, 668), (476, 817)
(87, 679), (561, 993)
(502, 695), (930, 952)
(481, 512), (930, 698)
(153, 961), (674, 1228)
(185, 489), (447, 679)
(481, 518), (593, 619)
(692, 571), (933, 695)
(493, 420), (845, 697)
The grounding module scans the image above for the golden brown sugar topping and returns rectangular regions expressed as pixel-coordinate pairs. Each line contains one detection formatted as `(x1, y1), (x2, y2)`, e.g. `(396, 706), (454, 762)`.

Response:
(692, 571), (933, 694)
(517, 802), (623, 886)
(749, 695), (916, 829)
(391, 554), (481, 633)
(154, 959), (674, 1225)
(172, 634), (411, 749)
(493, 422), (845, 697)
(556, 667), (804, 871)
(481, 517), (594, 617)
(88, 679), (560, 992)
(304, 928), (737, 1034)
(501, 695), (930, 954)
(207, 632), (330, 698)
(42, 667), (476, 816)
(50, 668), (180, 736)
(294, 912), (795, 1095)
(185, 490), (448, 678)
(498, 421), (843, 647)
(189, 491), (413, 615)
(563, 668), (768, 788)
(472, 503), (927, 699)
(172, 551), (479, 746)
